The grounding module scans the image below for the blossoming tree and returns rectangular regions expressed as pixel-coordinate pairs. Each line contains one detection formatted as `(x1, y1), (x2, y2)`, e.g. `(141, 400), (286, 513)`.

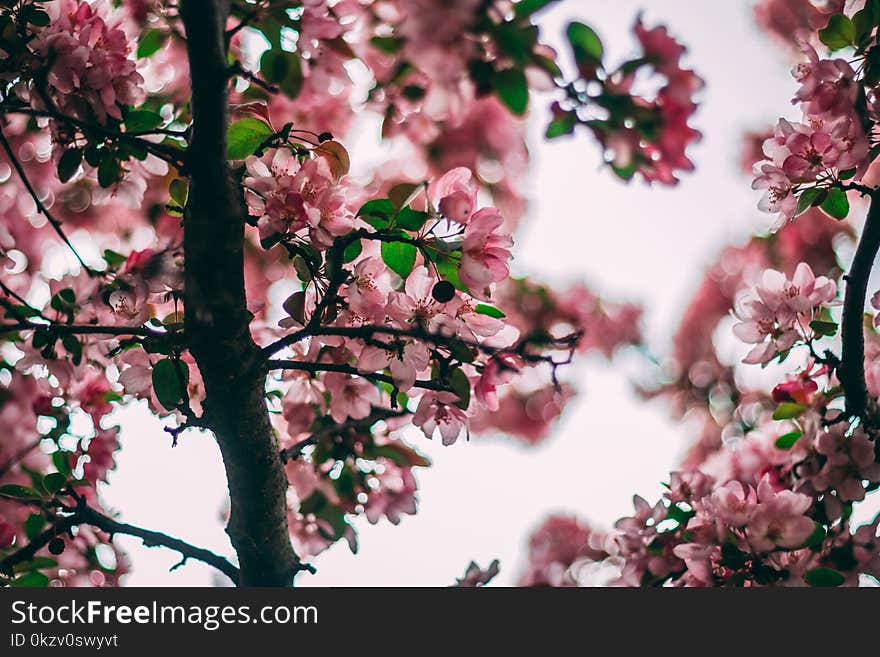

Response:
(0, 0), (701, 587)
(522, 0), (880, 588)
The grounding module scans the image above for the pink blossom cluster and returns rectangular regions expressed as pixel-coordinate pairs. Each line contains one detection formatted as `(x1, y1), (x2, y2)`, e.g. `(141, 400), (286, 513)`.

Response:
(25, 0), (145, 124)
(754, 0), (845, 51)
(733, 262), (837, 364)
(752, 44), (870, 227)
(579, 18), (702, 185)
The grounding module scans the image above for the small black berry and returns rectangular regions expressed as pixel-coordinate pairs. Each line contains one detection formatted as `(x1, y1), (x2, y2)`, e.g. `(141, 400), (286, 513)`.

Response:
(48, 537), (65, 555)
(432, 281), (455, 303)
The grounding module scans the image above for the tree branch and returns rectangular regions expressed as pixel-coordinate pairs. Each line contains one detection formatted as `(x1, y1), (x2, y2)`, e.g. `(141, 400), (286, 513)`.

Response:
(840, 189), (880, 421)
(280, 408), (409, 462)
(180, 0), (303, 586)
(0, 322), (174, 339)
(267, 360), (451, 393)
(0, 127), (97, 275)
(0, 501), (239, 584)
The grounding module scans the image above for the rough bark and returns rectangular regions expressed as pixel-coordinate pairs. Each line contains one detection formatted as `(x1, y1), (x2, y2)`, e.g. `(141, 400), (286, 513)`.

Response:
(180, 0), (299, 586)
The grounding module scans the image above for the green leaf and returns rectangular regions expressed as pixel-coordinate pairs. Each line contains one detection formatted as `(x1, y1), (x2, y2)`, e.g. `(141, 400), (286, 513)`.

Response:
(137, 29), (167, 59)
(11, 572), (50, 588)
(425, 246), (469, 294)
(14, 557), (57, 573)
(42, 472), (67, 494)
(24, 513), (45, 540)
(125, 109), (164, 132)
(370, 36), (401, 54)
(380, 239), (417, 279)
(50, 288), (76, 312)
(795, 187), (821, 216)
(447, 339), (475, 363)
(772, 402), (807, 420)
(514, 0), (560, 18)
(363, 443), (431, 468)
(169, 179), (189, 207)
(396, 208), (428, 231)
(666, 503), (696, 526)
(820, 187), (849, 219)
(357, 199), (395, 230)
(227, 118), (274, 160)
(474, 304), (506, 319)
(25, 8), (50, 26)
(819, 14), (856, 50)
(494, 67), (529, 116)
(802, 523), (827, 549)
(62, 334), (82, 365)
(774, 430), (804, 449)
(102, 249), (127, 269)
(546, 111), (577, 139)
(809, 319), (838, 336)
(804, 567), (845, 587)
(97, 157), (119, 188)
(298, 491), (327, 516)
(52, 451), (72, 475)
(854, 6), (876, 42)
(343, 238), (362, 263)
(151, 358), (190, 411)
(57, 148), (82, 183)
(0, 484), (42, 500)
(388, 183), (422, 210)
(260, 49), (303, 99)
(567, 21), (603, 73)
(448, 367), (471, 410)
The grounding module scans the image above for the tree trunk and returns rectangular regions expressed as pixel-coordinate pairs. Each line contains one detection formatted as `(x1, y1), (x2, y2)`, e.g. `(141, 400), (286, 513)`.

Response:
(180, 0), (299, 586)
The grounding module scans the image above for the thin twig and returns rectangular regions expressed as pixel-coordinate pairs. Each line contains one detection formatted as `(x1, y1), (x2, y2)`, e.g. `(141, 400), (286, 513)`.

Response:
(0, 128), (98, 275)
(0, 498), (240, 584)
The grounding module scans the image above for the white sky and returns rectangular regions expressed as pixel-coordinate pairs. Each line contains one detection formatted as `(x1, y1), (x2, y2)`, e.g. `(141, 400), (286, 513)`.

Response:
(99, 1), (853, 586)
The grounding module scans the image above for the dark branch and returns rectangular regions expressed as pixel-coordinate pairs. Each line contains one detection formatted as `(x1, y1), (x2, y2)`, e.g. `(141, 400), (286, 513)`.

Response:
(0, 322), (175, 339)
(840, 189), (880, 421)
(0, 128), (98, 275)
(0, 439), (41, 479)
(280, 408), (409, 462)
(267, 360), (451, 393)
(0, 500), (240, 584)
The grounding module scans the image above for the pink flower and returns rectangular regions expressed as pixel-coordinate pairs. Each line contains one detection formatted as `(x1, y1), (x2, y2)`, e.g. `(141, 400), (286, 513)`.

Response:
(357, 341), (430, 392)
(363, 462), (417, 525)
(780, 129), (840, 182)
(428, 167), (478, 224)
(746, 476), (815, 552)
(412, 391), (468, 445)
(459, 208), (513, 298)
(324, 372), (381, 423)
(672, 543), (715, 585)
(0, 516), (15, 549)
(709, 480), (757, 527)
(29, 0), (145, 124)
(389, 267), (446, 329)
(519, 515), (607, 587)
(871, 289), (880, 328)
(751, 163), (797, 227)
(474, 354), (519, 411)
(792, 46), (857, 117)
(346, 258), (390, 321)
(733, 264), (835, 364)
(442, 295), (505, 340)
(245, 152), (353, 250)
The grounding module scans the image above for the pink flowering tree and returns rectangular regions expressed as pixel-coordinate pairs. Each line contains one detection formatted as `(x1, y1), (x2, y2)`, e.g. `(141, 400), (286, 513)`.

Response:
(0, 0), (701, 586)
(521, 0), (880, 588)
